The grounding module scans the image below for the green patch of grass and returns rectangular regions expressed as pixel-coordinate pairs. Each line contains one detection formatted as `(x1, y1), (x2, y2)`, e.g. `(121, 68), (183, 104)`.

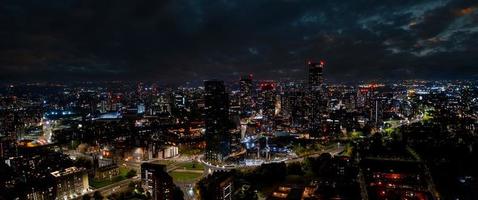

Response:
(178, 161), (204, 170)
(169, 171), (202, 182)
(384, 127), (395, 135)
(90, 167), (136, 189)
(119, 166), (129, 177)
(90, 179), (113, 189)
(423, 111), (433, 121)
(90, 176), (126, 189)
(340, 143), (353, 157)
(350, 131), (363, 139)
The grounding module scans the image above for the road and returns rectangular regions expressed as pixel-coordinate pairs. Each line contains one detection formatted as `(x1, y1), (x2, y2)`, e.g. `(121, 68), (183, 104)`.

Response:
(285, 146), (345, 164)
(200, 145), (345, 172)
(78, 158), (184, 199)
(77, 176), (140, 199)
(77, 143), (345, 199)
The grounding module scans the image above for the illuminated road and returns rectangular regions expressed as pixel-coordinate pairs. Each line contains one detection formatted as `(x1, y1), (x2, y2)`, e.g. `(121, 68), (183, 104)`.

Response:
(41, 119), (55, 143)
(199, 145), (345, 172)
(284, 146), (345, 164)
(76, 176), (140, 199)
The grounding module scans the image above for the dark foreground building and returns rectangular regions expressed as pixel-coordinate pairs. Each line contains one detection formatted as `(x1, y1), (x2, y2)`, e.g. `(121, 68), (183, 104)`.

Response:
(141, 163), (175, 200)
(198, 171), (234, 200)
(204, 80), (231, 163)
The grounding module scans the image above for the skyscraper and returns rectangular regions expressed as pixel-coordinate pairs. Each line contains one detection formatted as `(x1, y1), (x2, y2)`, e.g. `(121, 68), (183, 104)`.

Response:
(239, 74), (253, 116)
(258, 80), (277, 132)
(308, 60), (325, 91)
(307, 60), (326, 136)
(204, 80), (231, 163)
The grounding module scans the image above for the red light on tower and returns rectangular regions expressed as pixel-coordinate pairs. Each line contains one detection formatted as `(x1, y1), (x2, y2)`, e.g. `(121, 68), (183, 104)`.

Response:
(260, 81), (276, 90)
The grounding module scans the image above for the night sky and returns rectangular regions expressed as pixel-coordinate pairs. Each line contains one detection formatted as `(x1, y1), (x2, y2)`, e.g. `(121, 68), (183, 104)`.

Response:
(1, 0), (477, 83)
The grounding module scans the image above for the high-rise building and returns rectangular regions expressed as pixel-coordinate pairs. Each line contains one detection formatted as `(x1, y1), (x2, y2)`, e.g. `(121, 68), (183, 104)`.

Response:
(0, 135), (16, 158)
(357, 83), (385, 126)
(204, 80), (231, 163)
(137, 82), (144, 101)
(307, 60), (325, 91)
(239, 74), (253, 116)
(307, 60), (326, 136)
(141, 163), (175, 200)
(198, 171), (234, 200)
(258, 81), (277, 132)
(137, 103), (145, 114)
(285, 90), (307, 128)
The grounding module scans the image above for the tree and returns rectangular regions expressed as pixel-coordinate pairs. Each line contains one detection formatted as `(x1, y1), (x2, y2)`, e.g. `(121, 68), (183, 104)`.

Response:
(108, 193), (119, 200)
(126, 169), (137, 178)
(286, 162), (304, 176)
(128, 181), (136, 189)
(173, 186), (184, 200)
(82, 194), (91, 200)
(255, 162), (287, 184)
(75, 156), (93, 169)
(70, 140), (80, 150)
(112, 175), (124, 182)
(93, 191), (103, 200)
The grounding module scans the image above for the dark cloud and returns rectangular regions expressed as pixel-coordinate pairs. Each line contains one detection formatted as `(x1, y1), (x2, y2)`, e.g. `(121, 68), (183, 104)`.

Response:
(0, 0), (477, 82)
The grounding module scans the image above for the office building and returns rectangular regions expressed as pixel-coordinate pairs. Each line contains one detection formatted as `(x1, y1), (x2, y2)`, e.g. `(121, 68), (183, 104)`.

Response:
(198, 171), (234, 200)
(141, 163), (175, 200)
(239, 74), (254, 116)
(204, 80), (231, 163)
(307, 60), (325, 91)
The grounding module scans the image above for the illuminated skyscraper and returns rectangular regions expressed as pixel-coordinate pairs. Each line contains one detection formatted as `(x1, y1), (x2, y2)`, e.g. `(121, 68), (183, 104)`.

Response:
(239, 74), (253, 116)
(137, 82), (145, 101)
(308, 60), (325, 91)
(307, 60), (326, 136)
(137, 103), (145, 114)
(204, 80), (231, 163)
(258, 80), (277, 132)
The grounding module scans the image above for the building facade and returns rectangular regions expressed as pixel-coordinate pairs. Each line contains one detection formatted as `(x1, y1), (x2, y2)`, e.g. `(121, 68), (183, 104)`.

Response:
(204, 80), (231, 163)
(141, 163), (175, 200)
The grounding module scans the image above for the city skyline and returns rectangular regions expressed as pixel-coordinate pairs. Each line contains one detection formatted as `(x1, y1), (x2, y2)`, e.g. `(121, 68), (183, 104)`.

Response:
(1, 70), (477, 200)
(1, 1), (477, 200)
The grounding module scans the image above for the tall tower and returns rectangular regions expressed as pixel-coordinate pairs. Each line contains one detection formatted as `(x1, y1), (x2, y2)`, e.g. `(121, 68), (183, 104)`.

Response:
(239, 74), (253, 116)
(137, 82), (144, 100)
(308, 60), (325, 91)
(204, 80), (231, 163)
(258, 81), (277, 132)
(307, 59), (326, 136)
